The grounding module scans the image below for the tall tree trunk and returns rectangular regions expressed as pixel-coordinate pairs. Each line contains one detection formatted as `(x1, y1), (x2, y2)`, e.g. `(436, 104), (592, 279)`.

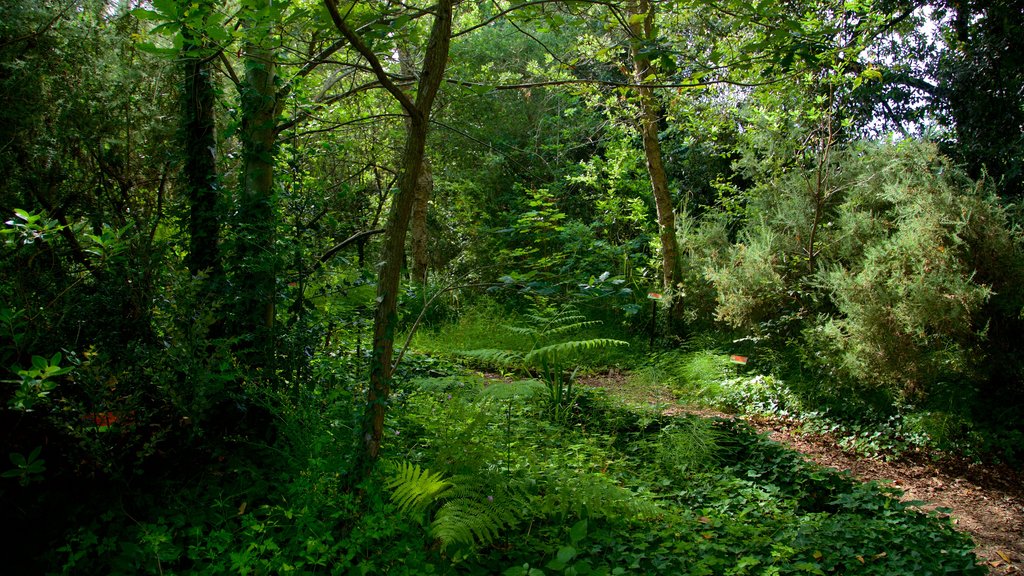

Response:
(324, 0), (453, 464)
(237, 2), (281, 359)
(628, 0), (681, 295)
(182, 30), (220, 276)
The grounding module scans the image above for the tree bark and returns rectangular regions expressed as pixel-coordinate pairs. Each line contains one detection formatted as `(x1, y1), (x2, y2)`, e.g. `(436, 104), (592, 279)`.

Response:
(628, 0), (681, 295)
(237, 1), (282, 356)
(410, 157), (433, 285)
(398, 45), (435, 287)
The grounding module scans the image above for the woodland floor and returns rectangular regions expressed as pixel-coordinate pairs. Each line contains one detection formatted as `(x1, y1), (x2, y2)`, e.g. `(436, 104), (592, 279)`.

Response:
(580, 371), (1024, 576)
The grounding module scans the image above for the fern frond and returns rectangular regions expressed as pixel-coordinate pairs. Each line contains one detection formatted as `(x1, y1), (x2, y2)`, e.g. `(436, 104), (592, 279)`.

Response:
(536, 472), (659, 521)
(458, 348), (524, 366)
(505, 325), (538, 336)
(537, 320), (603, 340)
(478, 379), (547, 401)
(386, 461), (451, 515)
(525, 338), (629, 366)
(431, 496), (513, 549)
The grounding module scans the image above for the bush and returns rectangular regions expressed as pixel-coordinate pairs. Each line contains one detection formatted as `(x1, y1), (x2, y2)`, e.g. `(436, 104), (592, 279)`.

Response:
(711, 139), (1024, 414)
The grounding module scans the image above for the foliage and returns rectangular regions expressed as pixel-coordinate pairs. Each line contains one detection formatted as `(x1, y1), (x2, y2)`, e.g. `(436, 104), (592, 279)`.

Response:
(1, 0), (1020, 572)
(710, 139), (1024, 414)
(460, 304), (628, 420)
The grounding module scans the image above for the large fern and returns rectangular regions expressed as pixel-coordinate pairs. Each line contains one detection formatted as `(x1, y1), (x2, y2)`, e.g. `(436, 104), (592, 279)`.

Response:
(386, 461), (452, 515)
(524, 338), (629, 366)
(387, 462), (523, 551)
(459, 304), (628, 421)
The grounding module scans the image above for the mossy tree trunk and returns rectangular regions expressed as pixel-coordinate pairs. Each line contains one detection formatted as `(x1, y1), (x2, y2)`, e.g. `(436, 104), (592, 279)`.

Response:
(235, 0), (283, 363)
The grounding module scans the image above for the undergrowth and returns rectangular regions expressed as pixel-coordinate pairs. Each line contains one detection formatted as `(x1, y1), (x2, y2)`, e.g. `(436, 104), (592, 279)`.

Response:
(630, 347), (1023, 464)
(387, 378), (983, 575)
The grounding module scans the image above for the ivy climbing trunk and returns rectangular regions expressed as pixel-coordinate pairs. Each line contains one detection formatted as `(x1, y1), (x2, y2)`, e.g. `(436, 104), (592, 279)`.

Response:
(628, 0), (681, 296)
(182, 43), (220, 277)
(237, 1), (282, 361)
(324, 0), (453, 464)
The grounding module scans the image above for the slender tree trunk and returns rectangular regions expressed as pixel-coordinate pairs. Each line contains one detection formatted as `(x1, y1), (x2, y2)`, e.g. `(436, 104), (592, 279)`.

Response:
(398, 45), (434, 287)
(367, 2), (452, 462)
(628, 0), (681, 295)
(237, 2), (281, 358)
(182, 31), (220, 276)
(410, 158), (432, 285)
(325, 0), (453, 463)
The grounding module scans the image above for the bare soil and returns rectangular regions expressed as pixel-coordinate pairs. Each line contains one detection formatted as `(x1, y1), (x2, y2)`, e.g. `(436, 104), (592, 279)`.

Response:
(580, 372), (1024, 575)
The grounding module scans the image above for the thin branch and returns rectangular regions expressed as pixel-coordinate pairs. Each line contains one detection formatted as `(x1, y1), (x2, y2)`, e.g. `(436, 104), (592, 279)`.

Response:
(444, 72), (800, 91)
(277, 38), (349, 99)
(304, 228), (386, 278)
(275, 80), (392, 134)
(393, 282), (499, 371)
(217, 51), (242, 89)
(280, 113), (407, 141)
(454, 0), (616, 37)
(323, 0), (417, 117)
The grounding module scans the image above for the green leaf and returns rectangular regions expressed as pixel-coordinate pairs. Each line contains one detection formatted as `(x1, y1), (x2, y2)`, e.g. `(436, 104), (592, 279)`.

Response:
(131, 8), (168, 21)
(557, 546), (577, 564)
(151, 0), (179, 18)
(135, 42), (179, 56)
(569, 519), (588, 543)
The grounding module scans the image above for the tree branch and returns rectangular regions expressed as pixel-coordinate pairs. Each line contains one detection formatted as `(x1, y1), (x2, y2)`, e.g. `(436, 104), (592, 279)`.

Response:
(323, 0), (417, 117)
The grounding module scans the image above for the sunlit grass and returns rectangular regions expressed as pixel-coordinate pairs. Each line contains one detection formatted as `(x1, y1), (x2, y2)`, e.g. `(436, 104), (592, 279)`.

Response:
(406, 300), (639, 372)
(629, 349), (735, 407)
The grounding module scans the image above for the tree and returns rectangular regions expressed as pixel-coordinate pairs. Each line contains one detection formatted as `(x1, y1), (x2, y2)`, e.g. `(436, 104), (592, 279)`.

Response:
(627, 0), (683, 299)
(180, 1), (222, 277)
(324, 0), (454, 462)
(936, 0), (1024, 197)
(232, 0), (284, 360)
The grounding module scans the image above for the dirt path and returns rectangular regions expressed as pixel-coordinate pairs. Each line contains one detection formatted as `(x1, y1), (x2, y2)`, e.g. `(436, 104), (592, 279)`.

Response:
(581, 373), (1024, 575)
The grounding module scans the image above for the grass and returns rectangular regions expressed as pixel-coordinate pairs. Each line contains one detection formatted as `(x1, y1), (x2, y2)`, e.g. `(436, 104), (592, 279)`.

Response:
(629, 349), (736, 408)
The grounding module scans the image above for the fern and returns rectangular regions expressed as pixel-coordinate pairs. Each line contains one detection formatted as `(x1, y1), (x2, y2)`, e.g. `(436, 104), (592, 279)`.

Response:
(457, 348), (523, 368)
(459, 304), (628, 421)
(534, 471), (659, 520)
(386, 461), (451, 515)
(534, 319), (602, 341)
(525, 338), (629, 366)
(431, 486), (519, 549)
(387, 462), (523, 551)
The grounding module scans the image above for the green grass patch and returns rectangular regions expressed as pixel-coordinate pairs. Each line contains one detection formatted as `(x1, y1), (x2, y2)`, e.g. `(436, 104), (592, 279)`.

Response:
(629, 349), (735, 407)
